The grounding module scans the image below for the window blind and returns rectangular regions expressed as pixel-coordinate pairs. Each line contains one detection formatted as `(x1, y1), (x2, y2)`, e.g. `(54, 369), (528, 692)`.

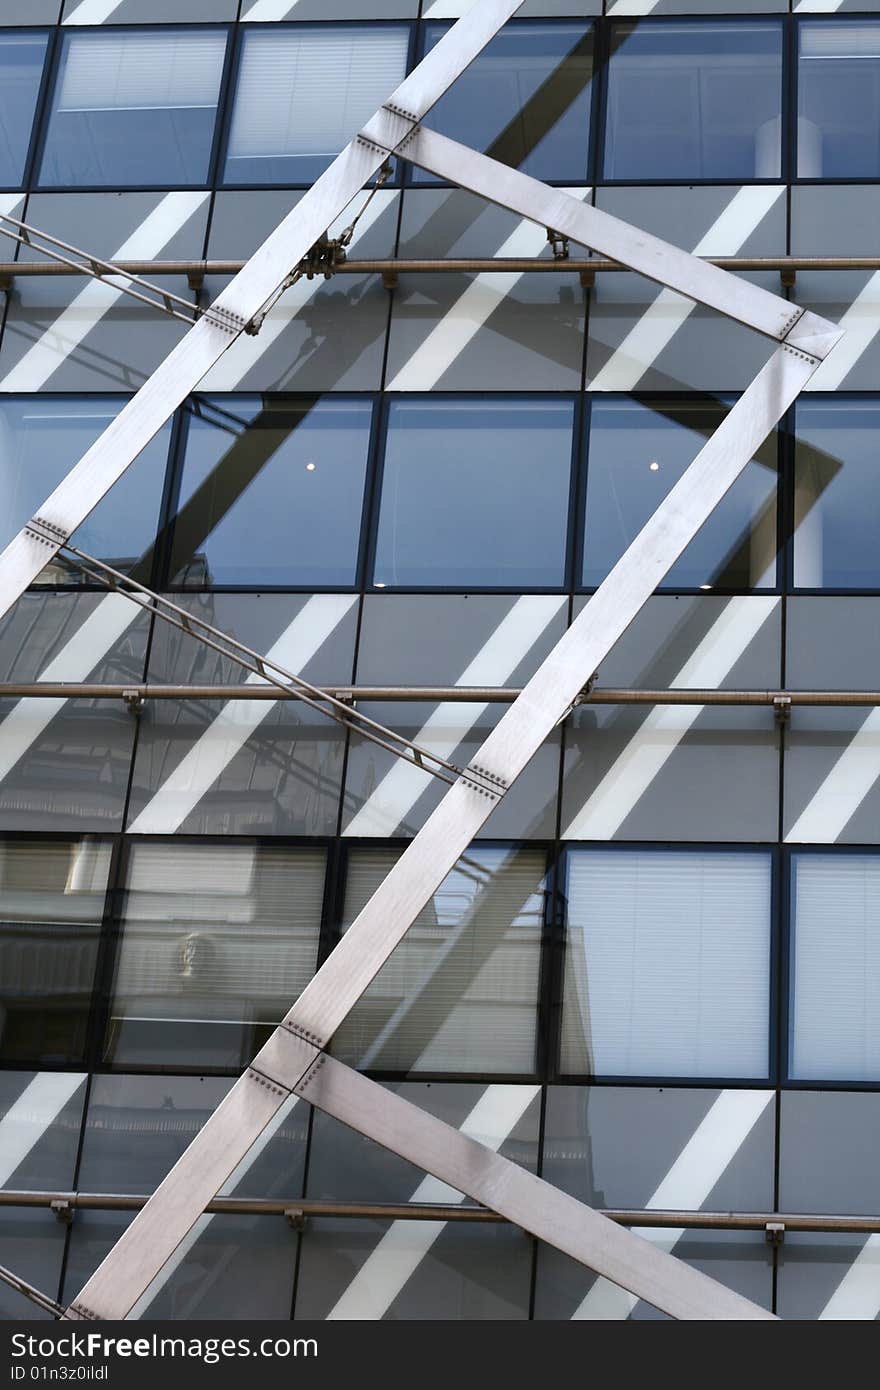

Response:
(227, 27), (409, 161)
(561, 850), (770, 1078)
(57, 31), (227, 113)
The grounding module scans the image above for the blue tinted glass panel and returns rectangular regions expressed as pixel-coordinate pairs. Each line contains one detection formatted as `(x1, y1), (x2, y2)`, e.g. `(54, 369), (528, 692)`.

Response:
(415, 22), (593, 183)
(170, 397), (373, 587)
(39, 30), (227, 187)
(604, 21), (783, 181)
(0, 31), (48, 187)
(374, 399), (574, 588)
(798, 22), (880, 178)
(582, 398), (778, 591)
(0, 398), (172, 585)
(224, 26), (409, 185)
(794, 399), (880, 589)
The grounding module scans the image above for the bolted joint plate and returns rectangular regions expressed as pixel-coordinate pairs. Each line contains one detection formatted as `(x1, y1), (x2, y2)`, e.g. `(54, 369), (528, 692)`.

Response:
(783, 309), (846, 362)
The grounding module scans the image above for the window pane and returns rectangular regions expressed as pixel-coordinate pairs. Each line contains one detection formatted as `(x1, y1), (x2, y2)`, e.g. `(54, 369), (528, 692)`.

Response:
(0, 839), (111, 1065)
(170, 397), (373, 587)
(790, 855), (880, 1083)
(794, 399), (880, 589)
(0, 31), (48, 187)
(39, 29), (227, 186)
(105, 843), (326, 1069)
(374, 399), (574, 588)
(798, 22), (880, 179)
(415, 21), (593, 183)
(582, 398), (777, 590)
(561, 849), (771, 1078)
(333, 847), (546, 1074)
(224, 26), (409, 185)
(603, 21), (783, 181)
(0, 398), (172, 585)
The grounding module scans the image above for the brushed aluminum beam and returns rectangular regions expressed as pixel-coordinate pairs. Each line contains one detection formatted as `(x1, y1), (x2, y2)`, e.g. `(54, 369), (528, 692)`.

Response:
(0, 0), (527, 622)
(65, 343), (823, 1325)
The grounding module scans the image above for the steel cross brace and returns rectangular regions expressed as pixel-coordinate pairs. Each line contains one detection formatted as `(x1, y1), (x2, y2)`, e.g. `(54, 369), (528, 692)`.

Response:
(0, 0), (841, 1323)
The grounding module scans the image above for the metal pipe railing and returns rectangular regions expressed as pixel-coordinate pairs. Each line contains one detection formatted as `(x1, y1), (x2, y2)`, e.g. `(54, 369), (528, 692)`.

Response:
(0, 255), (878, 281)
(0, 1189), (875, 1234)
(0, 683), (877, 706)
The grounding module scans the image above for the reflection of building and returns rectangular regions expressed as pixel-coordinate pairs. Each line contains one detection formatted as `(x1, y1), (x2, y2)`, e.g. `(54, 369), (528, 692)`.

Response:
(1, 0), (880, 1324)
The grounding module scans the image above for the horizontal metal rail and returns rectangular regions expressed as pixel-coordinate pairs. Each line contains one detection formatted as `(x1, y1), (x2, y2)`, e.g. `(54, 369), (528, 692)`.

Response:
(2, 682), (879, 707)
(2, 255), (880, 280)
(0, 1190), (876, 1234)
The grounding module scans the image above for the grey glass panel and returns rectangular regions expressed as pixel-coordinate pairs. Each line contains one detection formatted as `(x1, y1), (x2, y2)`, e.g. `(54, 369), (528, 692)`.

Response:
(0, 1072), (86, 1190)
(790, 854), (880, 1083)
(777, 1232), (877, 1321)
(794, 399), (880, 589)
(0, 398), (171, 585)
(0, 839), (111, 1065)
(170, 397), (373, 587)
(333, 848), (546, 1074)
(39, 29), (227, 187)
(603, 21), (783, 181)
(583, 399), (778, 590)
(0, 1211), (66, 1321)
(223, 25), (409, 185)
(798, 21), (880, 178)
(561, 849), (772, 1078)
(779, 1092), (880, 1217)
(105, 843), (326, 1069)
(373, 399), (574, 588)
(416, 22), (593, 182)
(0, 31), (48, 188)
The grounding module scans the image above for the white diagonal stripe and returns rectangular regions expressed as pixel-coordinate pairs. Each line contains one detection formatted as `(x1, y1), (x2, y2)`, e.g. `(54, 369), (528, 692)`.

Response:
(240, 0), (300, 17)
(0, 1073), (86, 1187)
(63, 0), (126, 21)
(804, 272), (880, 391)
(422, 0), (478, 15)
(572, 1089), (774, 1320)
(130, 1094), (301, 1319)
(0, 192), (209, 393)
(326, 1084), (539, 1320)
(794, 0), (844, 11)
(819, 1235), (880, 1319)
(563, 596), (778, 840)
(606, 0), (660, 14)
(0, 595), (136, 782)
(586, 186), (785, 391)
(127, 595), (356, 835)
(199, 192), (394, 391)
(343, 595), (565, 838)
(386, 192), (589, 391)
(785, 708), (880, 843)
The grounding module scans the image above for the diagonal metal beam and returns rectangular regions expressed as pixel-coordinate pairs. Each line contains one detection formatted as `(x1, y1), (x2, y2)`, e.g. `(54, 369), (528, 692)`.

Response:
(65, 342), (825, 1323)
(0, 0), (529, 620)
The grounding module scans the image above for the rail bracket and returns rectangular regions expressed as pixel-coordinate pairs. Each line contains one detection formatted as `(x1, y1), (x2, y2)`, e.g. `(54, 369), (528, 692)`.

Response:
(122, 688), (145, 717)
(773, 694), (792, 726)
(284, 1207), (306, 1233)
(50, 1199), (73, 1227)
(547, 229), (570, 261)
(765, 1221), (785, 1246)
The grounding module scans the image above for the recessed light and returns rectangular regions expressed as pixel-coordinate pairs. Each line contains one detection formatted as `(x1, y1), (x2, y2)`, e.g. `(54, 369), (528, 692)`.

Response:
(648, 460), (660, 472)
(305, 461), (316, 471)
(374, 581), (386, 589)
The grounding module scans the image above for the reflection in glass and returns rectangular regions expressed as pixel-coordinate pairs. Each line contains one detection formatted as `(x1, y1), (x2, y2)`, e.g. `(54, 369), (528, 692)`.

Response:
(798, 22), (880, 178)
(374, 399), (574, 588)
(0, 839), (111, 1064)
(603, 21), (783, 181)
(790, 854), (880, 1083)
(416, 22), (593, 182)
(170, 397), (373, 587)
(0, 32), (48, 187)
(39, 29), (227, 186)
(582, 398), (777, 590)
(105, 843), (326, 1068)
(794, 399), (880, 589)
(561, 849), (771, 1078)
(0, 398), (172, 585)
(224, 26), (409, 184)
(333, 847), (546, 1073)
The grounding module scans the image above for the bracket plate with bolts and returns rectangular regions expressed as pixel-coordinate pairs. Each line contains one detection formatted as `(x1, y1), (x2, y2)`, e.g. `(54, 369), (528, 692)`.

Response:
(284, 1208), (306, 1233)
(773, 694), (791, 726)
(122, 688), (144, 716)
(765, 1221), (785, 1246)
(51, 1199), (73, 1226)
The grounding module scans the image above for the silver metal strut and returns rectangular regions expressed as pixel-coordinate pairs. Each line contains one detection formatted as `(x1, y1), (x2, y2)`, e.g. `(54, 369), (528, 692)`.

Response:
(0, 0), (842, 1324)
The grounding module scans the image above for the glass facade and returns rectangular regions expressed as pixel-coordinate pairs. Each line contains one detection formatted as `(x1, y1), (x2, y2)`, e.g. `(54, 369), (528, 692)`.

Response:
(0, 1), (877, 1326)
